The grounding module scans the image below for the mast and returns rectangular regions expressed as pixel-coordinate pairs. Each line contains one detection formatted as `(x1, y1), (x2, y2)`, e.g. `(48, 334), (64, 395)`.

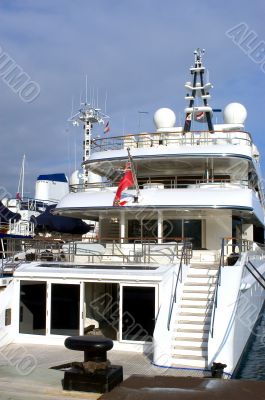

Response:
(69, 103), (109, 184)
(183, 48), (214, 133)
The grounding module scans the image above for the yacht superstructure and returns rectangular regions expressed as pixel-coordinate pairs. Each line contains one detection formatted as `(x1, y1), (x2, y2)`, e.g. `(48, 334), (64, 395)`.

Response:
(1, 49), (265, 376)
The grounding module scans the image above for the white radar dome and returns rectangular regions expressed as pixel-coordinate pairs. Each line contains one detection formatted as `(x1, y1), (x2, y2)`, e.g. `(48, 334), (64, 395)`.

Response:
(70, 170), (82, 186)
(153, 108), (176, 129)
(223, 102), (247, 124)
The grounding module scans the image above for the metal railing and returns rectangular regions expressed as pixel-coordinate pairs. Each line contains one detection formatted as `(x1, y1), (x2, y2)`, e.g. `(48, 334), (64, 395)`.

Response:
(0, 220), (35, 238)
(167, 241), (193, 330)
(69, 178), (250, 193)
(66, 239), (191, 265)
(0, 237), (193, 271)
(244, 260), (265, 290)
(90, 130), (252, 153)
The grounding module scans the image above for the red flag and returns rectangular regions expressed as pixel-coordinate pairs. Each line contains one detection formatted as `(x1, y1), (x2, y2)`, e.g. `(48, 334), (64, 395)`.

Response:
(195, 111), (204, 121)
(104, 121), (110, 133)
(113, 163), (134, 206)
(16, 192), (21, 200)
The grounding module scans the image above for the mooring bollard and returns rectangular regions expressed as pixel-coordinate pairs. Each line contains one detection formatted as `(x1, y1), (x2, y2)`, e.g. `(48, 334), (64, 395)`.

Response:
(63, 335), (123, 393)
(211, 362), (227, 378)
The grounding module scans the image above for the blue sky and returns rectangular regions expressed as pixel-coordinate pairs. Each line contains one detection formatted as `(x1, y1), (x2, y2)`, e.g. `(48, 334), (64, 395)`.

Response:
(0, 0), (264, 196)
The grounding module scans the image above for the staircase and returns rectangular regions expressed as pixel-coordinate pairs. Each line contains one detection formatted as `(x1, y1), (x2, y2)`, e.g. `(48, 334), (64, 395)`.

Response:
(171, 263), (219, 368)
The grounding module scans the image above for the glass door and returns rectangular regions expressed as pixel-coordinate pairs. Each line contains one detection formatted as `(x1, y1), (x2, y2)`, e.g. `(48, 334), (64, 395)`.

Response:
(50, 283), (80, 336)
(19, 281), (46, 335)
(121, 286), (155, 341)
(184, 219), (202, 250)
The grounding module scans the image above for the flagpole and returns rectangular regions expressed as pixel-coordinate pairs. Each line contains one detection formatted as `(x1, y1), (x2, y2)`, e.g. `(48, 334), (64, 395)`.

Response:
(127, 147), (140, 200)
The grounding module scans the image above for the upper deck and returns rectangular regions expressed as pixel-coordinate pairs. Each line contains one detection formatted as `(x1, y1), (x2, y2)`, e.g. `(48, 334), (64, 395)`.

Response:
(90, 130), (252, 152)
(86, 130), (256, 165)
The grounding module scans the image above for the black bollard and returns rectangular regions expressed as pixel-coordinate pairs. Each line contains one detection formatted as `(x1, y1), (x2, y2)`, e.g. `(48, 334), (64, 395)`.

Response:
(211, 362), (227, 378)
(63, 335), (123, 393)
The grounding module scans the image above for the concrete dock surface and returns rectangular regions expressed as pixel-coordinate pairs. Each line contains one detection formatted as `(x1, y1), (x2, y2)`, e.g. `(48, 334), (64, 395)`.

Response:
(0, 343), (212, 399)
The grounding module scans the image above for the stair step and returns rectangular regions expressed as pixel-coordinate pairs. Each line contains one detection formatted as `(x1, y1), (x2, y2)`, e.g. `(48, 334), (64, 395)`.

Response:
(173, 337), (207, 343)
(182, 292), (214, 300)
(172, 348), (207, 357)
(180, 304), (213, 311)
(172, 353), (207, 361)
(179, 307), (213, 313)
(173, 342), (208, 350)
(184, 281), (216, 286)
(181, 297), (213, 304)
(174, 330), (209, 339)
(179, 311), (210, 316)
(176, 320), (210, 326)
(171, 357), (208, 368)
(183, 285), (214, 294)
(176, 326), (210, 333)
(187, 274), (218, 278)
(180, 302), (213, 307)
(186, 279), (217, 285)
(190, 264), (219, 270)
(176, 315), (211, 323)
(181, 301), (213, 308)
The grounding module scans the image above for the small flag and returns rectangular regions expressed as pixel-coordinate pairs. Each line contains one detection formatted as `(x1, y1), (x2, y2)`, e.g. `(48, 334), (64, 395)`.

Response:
(16, 192), (21, 200)
(118, 193), (135, 206)
(113, 163), (134, 206)
(195, 111), (205, 121)
(185, 113), (192, 121)
(104, 121), (110, 134)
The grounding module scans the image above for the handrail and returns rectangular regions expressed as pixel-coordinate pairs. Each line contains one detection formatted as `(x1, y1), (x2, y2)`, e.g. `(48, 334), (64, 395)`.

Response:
(167, 241), (192, 331)
(210, 238), (224, 338)
(245, 260), (265, 290)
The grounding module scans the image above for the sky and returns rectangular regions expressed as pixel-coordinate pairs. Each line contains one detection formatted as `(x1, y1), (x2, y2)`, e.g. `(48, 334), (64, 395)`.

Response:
(0, 0), (264, 197)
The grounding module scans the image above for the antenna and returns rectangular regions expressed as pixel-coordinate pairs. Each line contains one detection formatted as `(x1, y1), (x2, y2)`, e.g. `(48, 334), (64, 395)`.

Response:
(85, 75), (88, 104)
(194, 48), (205, 66)
(138, 111), (149, 132)
(71, 96), (74, 117)
(123, 115), (126, 135)
(92, 87), (95, 108)
(104, 91), (108, 114)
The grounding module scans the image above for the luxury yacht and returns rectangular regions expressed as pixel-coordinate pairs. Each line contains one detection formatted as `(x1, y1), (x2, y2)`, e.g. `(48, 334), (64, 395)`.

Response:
(0, 49), (264, 377)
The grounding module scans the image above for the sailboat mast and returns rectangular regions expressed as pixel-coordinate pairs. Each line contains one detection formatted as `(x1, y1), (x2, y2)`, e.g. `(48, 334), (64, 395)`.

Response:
(17, 154), (25, 199)
(21, 154), (25, 199)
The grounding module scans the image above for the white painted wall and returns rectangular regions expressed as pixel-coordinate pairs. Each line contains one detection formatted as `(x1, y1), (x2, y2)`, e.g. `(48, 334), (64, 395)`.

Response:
(206, 213), (231, 250)
(0, 281), (16, 347)
(208, 251), (265, 375)
(242, 224), (253, 241)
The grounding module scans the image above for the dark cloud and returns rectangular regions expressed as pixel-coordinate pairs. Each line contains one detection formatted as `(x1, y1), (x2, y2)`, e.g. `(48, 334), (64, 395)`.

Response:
(0, 0), (264, 196)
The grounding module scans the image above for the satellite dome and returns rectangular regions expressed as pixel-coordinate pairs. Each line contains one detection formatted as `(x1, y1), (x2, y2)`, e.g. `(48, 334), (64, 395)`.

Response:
(223, 103), (247, 124)
(153, 108), (176, 129)
(70, 170), (82, 186)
